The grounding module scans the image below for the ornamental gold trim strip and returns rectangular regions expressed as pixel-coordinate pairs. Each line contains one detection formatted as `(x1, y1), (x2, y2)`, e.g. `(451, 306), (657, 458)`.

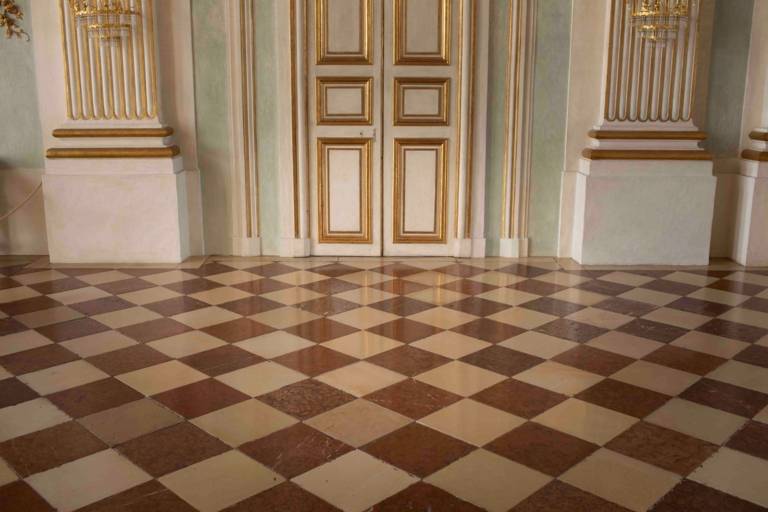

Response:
(749, 131), (768, 142)
(317, 138), (373, 244)
(463, 0), (477, 239)
(58, 0), (159, 121)
(316, 0), (373, 64)
(316, 76), (373, 125)
(742, 149), (768, 162)
(290, 0), (301, 238)
(588, 129), (706, 140)
(53, 127), (174, 138)
(393, 0), (451, 65)
(46, 146), (180, 158)
(393, 77), (450, 126)
(581, 148), (712, 160)
(393, 138), (448, 244)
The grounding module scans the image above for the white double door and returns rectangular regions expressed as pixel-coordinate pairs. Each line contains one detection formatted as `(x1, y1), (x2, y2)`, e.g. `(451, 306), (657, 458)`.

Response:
(307, 0), (468, 256)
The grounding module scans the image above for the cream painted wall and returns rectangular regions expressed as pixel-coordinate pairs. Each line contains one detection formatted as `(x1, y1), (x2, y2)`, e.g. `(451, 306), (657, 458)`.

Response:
(0, 0), (47, 254)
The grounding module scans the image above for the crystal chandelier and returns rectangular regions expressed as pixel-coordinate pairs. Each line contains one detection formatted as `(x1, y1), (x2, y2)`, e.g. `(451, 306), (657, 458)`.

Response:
(69, 0), (139, 42)
(631, 0), (690, 44)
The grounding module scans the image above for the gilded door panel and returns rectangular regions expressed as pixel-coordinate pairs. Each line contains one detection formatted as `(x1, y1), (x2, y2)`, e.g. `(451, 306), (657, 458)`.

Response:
(316, 77), (373, 125)
(316, 0), (373, 64)
(394, 77), (450, 125)
(317, 138), (373, 243)
(393, 139), (447, 243)
(393, 0), (451, 65)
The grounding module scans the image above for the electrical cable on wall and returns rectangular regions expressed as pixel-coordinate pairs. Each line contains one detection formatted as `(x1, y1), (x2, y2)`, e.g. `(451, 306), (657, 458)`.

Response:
(0, 182), (42, 222)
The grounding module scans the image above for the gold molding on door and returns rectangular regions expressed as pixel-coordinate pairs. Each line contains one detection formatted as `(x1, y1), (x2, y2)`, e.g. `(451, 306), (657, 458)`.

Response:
(393, 77), (450, 126)
(316, 0), (373, 65)
(317, 138), (373, 243)
(393, 0), (451, 65)
(316, 77), (373, 125)
(393, 138), (448, 243)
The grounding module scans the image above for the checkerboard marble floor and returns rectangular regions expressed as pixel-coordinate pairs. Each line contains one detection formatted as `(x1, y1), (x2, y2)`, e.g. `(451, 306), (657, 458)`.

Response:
(1, 256), (768, 511)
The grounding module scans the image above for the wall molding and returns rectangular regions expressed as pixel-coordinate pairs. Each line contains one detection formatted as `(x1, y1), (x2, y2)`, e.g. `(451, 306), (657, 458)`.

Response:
(226, 0), (260, 255)
(499, 0), (537, 256)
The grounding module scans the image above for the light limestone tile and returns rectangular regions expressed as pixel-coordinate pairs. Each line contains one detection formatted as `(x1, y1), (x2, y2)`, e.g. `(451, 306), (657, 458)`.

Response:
(598, 272), (655, 287)
(533, 399), (637, 445)
(419, 399), (526, 446)
(468, 271), (526, 287)
(0, 367), (10, 380)
(514, 362), (604, 396)
(0, 457), (17, 486)
(293, 451), (417, 512)
(0, 398), (70, 442)
(670, 331), (750, 358)
(402, 271), (459, 286)
(192, 399), (297, 447)
(48, 286), (111, 305)
(533, 271), (591, 286)
(271, 270), (326, 286)
(118, 286), (181, 305)
(549, 288), (607, 306)
(664, 271), (718, 287)
(188, 287), (251, 306)
(15, 306), (83, 328)
(76, 270), (133, 285)
(148, 331), (227, 358)
(60, 331), (137, 358)
(329, 307), (400, 330)
(487, 308), (557, 329)
(500, 331), (578, 359)
(12, 270), (67, 285)
(707, 360), (768, 394)
(619, 288), (678, 306)
(19, 360), (108, 395)
(565, 307), (633, 330)
(216, 362), (306, 397)
(690, 448), (768, 508)
(642, 307), (711, 329)
(235, 331), (314, 358)
(249, 307), (320, 329)
(159, 451), (283, 512)
(260, 287), (325, 306)
(476, 288), (539, 306)
(321, 331), (402, 359)
(0, 286), (41, 304)
(411, 331), (491, 359)
(586, 331), (664, 359)
(754, 404), (768, 424)
(317, 361), (405, 397)
(171, 306), (241, 329)
(728, 272), (768, 287)
(687, 287), (748, 306)
(0, 330), (52, 356)
(646, 398), (746, 444)
(718, 308), (768, 329)
(117, 361), (207, 396)
(27, 450), (151, 512)
(407, 307), (478, 329)
(406, 288), (467, 306)
(79, 398), (182, 445)
(204, 270), (258, 286)
(561, 449), (680, 512)
(92, 306), (162, 329)
(415, 361), (506, 397)
(611, 361), (699, 396)
(306, 399), (410, 447)
(140, 270), (198, 285)
(336, 271), (390, 286)
(425, 449), (551, 512)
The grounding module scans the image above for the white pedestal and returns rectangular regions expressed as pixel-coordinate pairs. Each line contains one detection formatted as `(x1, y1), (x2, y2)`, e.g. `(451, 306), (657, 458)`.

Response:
(572, 158), (716, 265)
(43, 158), (192, 264)
(732, 160), (768, 266)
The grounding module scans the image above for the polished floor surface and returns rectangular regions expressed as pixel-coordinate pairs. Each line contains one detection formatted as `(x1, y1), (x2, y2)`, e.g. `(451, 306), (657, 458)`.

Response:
(0, 256), (767, 511)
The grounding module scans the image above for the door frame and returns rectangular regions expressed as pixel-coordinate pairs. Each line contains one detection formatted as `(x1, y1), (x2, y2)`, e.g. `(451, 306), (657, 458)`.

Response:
(279, 0), (490, 257)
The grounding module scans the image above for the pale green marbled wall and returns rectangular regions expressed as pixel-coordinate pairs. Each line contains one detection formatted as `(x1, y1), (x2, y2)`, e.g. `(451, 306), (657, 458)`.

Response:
(0, 0), (43, 170)
(484, 0), (571, 256)
(704, 0), (753, 157)
(192, 0), (280, 255)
